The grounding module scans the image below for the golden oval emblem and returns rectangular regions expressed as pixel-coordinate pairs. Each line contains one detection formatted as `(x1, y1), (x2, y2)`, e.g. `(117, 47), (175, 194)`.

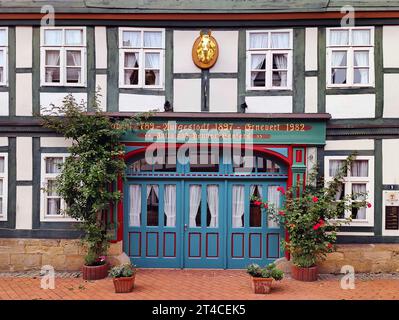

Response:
(192, 31), (219, 69)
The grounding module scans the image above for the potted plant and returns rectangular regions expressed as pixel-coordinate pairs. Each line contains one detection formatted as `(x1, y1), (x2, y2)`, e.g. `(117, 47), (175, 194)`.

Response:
(252, 154), (370, 282)
(109, 263), (137, 293)
(247, 263), (284, 294)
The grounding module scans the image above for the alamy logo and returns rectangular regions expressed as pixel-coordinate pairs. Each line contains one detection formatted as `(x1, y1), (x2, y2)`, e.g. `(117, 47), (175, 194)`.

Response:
(40, 265), (55, 290)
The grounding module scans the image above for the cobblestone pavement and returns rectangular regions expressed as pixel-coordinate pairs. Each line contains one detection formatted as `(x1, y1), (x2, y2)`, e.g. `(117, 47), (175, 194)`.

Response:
(0, 269), (398, 300)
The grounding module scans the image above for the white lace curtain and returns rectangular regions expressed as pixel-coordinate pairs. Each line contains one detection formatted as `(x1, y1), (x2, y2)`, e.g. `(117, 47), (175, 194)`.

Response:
(0, 157), (4, 173)
(232, 185), (245, 228)
(123, 31), (141, 47)
(164, 185), (176, 227)
(46, 157), (63, 174)
(329, 160), (345, 176)
(144, 31), (162, 48)
(189, 185), (201, 227)
(207, 185), (218, 227)
(271, 32), (290, 48)
(44, 30), (62, 45)
(0, 29), (6, 46)
(251, 54), (266, 81)
(354, 51), (369, 84)
(65, 30), (82, 45)
(124, 52), (138, 84)
(268, 186), (281, 228)
(352, 30), (370, 45)
(351, 160), (368, 177)
(352, 184), (367, 219)
(273, 54), (288, 86)
(129, 185), (141, 227)
(45, 50), (60, 82)
(330, 30), (349, 46)
(66, 51), (81, 82)
(250, 33), (268, 49)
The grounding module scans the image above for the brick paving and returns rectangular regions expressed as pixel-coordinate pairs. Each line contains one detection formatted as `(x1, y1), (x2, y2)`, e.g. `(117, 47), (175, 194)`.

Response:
(0, 269), (398, 300)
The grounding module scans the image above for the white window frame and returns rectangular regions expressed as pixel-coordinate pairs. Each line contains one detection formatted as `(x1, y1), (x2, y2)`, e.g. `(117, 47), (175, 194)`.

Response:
(0, 27), (8, 87)
(0, 153), (8, 221)
(119, 27), (165, 89)
(324, 156), (374, 227)
(40, 153), (76, 222)
(246, 29), (293, 91)
(40, 27), (87, 87)
(326, 27), (375, 88)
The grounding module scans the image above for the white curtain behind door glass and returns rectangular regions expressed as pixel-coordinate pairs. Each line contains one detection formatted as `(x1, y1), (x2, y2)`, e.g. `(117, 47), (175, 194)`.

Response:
(352, 184), (367, 219)
(123, 31), (141, 47)
(351, 160), (368, 177)
(129, 185), (141, 227)
(232, 185), (245, 228)
(189, 185), (201, 227)
(249, 33), (268, 49)
(143, 31), (162, 47)
(352, 30), (370, 46)
(164, 185), (176, 227)
(330, 30), (349, 45)
(271, 32), (290, 48)
(268, 186), (280, 228)
(354, 51), (369, 84)
(207, 185), (219, 227)
(250, 185), (262, 198)
(147, 185), (159, 199)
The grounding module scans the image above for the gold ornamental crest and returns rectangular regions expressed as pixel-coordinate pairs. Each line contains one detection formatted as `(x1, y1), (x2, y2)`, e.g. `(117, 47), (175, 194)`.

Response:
(192, 30), (219, 69)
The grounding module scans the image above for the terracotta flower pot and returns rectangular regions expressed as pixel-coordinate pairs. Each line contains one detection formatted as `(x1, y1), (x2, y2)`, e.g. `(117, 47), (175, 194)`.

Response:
(113, 275), (136, 293)
(82, 263), (109, 281)
(291, 265), (318, 282)
(251, 276), (273, 294)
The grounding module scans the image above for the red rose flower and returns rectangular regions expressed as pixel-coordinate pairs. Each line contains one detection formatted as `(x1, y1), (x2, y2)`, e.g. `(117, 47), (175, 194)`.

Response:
(277, 186), (286, 195)
(253, 201), (261, 206)
(326, 243), (333, 249)
(263, 203), (269, 209)
(367, 202), (372, 208)
(312, 196), (319, 203)
(278, 211), (285, 216)
(313, 223), (320, 230)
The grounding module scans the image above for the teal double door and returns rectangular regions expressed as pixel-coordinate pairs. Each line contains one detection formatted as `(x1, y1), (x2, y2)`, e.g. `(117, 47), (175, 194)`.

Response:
(124, 179), (285, 269)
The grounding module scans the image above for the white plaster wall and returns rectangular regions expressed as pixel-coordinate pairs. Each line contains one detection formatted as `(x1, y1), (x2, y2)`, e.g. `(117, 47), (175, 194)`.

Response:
(383, 139), (399, 184)
(209, 31), (238, 73)
(173, 78), (202, 112)
(95, 27), (107, 69)
(96, 74), (107, 111)
(305, 28), (318, 71)
(0, 92), (8, 116)
(173, 30), (201, 74)
(15, 27), (32, 68)
(40, 93), (87, 114)
(0, 137), (7, 147)
(15, 186), (32, 230)
(326, 94), (375, 119)
(245, 96), (293, 113)
(16, 73), (32, 116)
(209, 78), (237, 112)
(383, 74), (399, 118)
(16, 137), (32, 181)
(383, 26), (399, 68)
(40, 137), (73, 148)
(325, 139), (374, 151)
(119, 93), (165, 112)
(305, 76), (318, 113)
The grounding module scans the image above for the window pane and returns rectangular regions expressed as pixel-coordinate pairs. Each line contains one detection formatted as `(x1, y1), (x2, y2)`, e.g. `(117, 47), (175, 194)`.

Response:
(352, 183), (367, 200)
(44, 29), (62, 46)
(206, 185), (218, 227)
(65, 29), (83, 45)
(145, 53), (160, 69)
(330, 30), (349, 46)
(354, 51), (369, 67)
(0, 50), (4, 66)
(0, 67), (3, 83)
(271, 32), (290, 48)
(45, 157), (63, 174)
(47, 198), (61, 215)
(0, 197), (2, 215)
(0, 29), (6, 46)
(331, 68), (347, 84)
(189, 185), (202, 227)
(47, 180), (58, 196)
(329, 160), (346, 176)
(143, 31), (162, 48)
(272, 71), (287, 87)
(164, 185), (176, 227)
(45, 50), (60, 66)
(335, 183), (344, 201)
(66, 68), (81, 83)
(129, 185), (141, 227)
(125, 52), (139, 68)
(0, 178), (3, 196)
(352, 29), (371, 46)
(273, 54), (288, 69)
(250, 185), (262, 227)
(331, 51), (347, 67)
(146, 185), (159, 226)
(0, 157), (4, 173)
(123, 31), (141, 47)
(354, 68), (369, 84)
(249, 33), (268, 49)
(232, 185), (245, 228)
(145, 70), (159, 86)
(125, 70), (139, 85)
(351, 160), (368, 177)
(66, 51), (81, 66)
(251, 54), (266, 70)
(45, 67), (60, 83)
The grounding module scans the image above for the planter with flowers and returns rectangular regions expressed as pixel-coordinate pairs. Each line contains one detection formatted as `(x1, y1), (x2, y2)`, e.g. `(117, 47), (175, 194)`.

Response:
(251, 154), (370, 282)
(247, 263), (284, 294)
(109, 263), (137, 293)
(82, 255), (109, 281)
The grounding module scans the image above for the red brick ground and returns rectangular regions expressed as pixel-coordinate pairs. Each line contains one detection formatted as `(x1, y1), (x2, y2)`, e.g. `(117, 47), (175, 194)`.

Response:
(0, 269), (398, 300)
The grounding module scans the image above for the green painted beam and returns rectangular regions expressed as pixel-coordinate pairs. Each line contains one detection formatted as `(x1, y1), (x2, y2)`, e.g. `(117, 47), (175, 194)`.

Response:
(293, 28), (305, 113)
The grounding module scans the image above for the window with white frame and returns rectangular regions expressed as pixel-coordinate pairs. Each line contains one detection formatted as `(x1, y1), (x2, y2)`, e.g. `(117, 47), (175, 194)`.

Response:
(41, 154), (73, 221)
(325, 156), (374, 225)
(119, 28), (165, 88)
(0, 28), (8, 86)
(326, 27), (374, 87)
(40, 27), (86, 86)
(246, 30), (293, 90)
(0, 154), (8, 221)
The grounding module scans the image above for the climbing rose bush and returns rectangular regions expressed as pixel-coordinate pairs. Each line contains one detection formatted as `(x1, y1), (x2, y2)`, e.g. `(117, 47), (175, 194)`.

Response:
(251, 155), (371, 268)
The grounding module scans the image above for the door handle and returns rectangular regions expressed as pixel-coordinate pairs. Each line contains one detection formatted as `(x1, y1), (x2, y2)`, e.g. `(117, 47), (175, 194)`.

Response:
(184, 224), (188, 231)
